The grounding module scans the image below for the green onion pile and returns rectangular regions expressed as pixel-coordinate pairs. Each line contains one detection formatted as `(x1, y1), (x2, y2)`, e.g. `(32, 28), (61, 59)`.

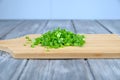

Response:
(25, 27), (85, 49)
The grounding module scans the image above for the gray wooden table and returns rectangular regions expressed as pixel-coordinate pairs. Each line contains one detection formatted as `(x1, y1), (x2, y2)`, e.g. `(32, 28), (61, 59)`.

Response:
(0, 20), (120, 80)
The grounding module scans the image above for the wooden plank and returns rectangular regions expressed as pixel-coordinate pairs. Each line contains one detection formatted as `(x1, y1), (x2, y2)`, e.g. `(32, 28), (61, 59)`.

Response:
(73, 20), (120, 80)
(40, 20), (75, 33)
(20, 60), (93, 80)
(73, 20), (109, 34)
(98, 20), (120, 34)
(88, 59), (120, 80)
(0, 20), (47, 80)
(2, 20), (46, 39)
(0, 20), (22, 38)
(0, 34), (120, 58)
(0, 58), (27, 80)
(19, 20), (94, 80)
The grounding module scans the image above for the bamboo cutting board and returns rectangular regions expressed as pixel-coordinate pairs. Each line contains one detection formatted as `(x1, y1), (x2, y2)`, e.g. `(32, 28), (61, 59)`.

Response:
(0, 34), (120, 59)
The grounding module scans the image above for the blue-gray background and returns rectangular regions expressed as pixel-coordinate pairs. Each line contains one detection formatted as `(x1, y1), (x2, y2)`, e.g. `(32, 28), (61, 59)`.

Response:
(0, 0), (120, 19)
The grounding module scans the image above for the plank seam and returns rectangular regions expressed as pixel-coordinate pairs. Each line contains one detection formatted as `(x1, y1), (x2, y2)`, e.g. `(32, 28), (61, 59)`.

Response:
(86, 60), (96, 80)
(71, 20), (77, 33)
(40, 20), (49, 34)
(95, 20), (113, 34)
(0, 21), (25, 39)
(17, 59), (29, 80)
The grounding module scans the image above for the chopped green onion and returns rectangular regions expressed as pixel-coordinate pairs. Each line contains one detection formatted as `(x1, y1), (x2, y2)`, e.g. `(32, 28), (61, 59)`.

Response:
(25, 27), (85, 49)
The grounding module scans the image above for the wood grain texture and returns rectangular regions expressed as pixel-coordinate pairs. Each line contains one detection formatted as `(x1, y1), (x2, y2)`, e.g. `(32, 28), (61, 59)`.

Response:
(73, 20), (109, 34)
(0, 58), (27, 80)
(98, 20), (120, 34)
(20, 60), (93, 80)
(0, 20), (47, 80)
(88, 59), (120, 80)
(40, 20), (75, 33)
(0, 20), (22, 38)
(0, 34), (120, 58)
(19, 20), (94, 80)
(2, 20), (47, 39)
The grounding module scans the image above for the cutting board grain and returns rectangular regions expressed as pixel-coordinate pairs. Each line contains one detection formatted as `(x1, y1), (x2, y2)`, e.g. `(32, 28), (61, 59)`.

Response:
(0, 34), (120, 59)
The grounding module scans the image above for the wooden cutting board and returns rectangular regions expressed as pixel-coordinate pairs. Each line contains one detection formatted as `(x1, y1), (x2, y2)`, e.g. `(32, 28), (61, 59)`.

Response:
(0, 34), (120, 59)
